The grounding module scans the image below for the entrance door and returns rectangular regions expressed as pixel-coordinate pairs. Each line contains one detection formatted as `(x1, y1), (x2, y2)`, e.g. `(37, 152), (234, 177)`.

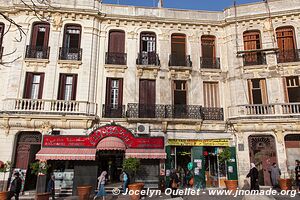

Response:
(139, 79), (156, 118)
(97, 151), (124, 184)
(14, 132), (42, 191)
(248, 135), (277, 186)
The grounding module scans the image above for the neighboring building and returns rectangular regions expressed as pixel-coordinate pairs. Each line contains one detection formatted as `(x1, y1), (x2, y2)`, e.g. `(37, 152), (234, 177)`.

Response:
(0, 0), (299, 194)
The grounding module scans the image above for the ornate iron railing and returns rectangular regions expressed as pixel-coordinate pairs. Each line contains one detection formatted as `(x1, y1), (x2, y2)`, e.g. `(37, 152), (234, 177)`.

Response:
(200, 57), (220, 69)
(277, 49), (300, 63)
(202, 107), (224, 120)
(243, 52), (266, 66)
(25, 45), (50, 59)
(2, 98), (97, 115)
(59, 47), (82, 61)
(102, 104), (125, 118)
(168, 54), (192, 67)
(105, 52), (127, 65)
(136, 52), (160, 66)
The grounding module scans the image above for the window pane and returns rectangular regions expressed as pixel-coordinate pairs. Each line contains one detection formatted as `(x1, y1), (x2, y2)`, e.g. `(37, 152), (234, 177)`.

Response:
(30, 74), (40, 99)
(64, 76), (73, 100)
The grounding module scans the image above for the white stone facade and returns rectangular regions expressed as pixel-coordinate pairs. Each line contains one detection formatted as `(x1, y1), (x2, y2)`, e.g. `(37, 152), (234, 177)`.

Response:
(0, 0), (299, 188)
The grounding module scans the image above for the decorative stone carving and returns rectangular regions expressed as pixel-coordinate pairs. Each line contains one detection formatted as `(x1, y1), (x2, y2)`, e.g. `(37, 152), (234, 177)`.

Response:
(161, 121), (168, 133)
(52, 13), (63, 31)
(127, 31), (137, 39)
(158, 33), (169, 41)
(273, 127), (285, 145)
(41, 121), (54, 135)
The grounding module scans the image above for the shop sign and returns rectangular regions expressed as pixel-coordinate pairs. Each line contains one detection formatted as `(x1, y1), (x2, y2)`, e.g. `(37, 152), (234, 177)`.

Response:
(43, 125), (164, 149)
(168, 139), (229, 146)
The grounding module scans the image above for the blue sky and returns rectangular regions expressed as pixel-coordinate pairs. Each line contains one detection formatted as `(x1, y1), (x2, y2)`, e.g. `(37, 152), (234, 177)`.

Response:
(102, 0), (263, 11)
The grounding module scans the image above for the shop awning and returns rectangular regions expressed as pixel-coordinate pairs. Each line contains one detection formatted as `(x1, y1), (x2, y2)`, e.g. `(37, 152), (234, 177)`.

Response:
(97, 137), (126, 151)
(125, 149), (166, 159)
(36, 148), (96, 161)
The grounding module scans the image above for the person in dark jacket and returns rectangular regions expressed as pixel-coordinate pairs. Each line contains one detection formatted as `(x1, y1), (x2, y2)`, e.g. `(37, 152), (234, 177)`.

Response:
(169, 169), (180, 198)
(47, 174), (55, 200)
(9, 172), (22, 200)
(246, 163), (259, 191)
(295, 160), (300, 193)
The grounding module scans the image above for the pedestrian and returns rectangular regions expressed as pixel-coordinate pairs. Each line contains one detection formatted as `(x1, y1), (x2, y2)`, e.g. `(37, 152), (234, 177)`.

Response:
(246, 163), (259, 191)
(295, 160), (300, 192)
(94, 171), (107, 200)
(122, 171), (129, 192)
(9, 172), (22, 200)
(169, 169), (180, 198)
(269, 163), (281, 189)
(47, 174), (55, 200)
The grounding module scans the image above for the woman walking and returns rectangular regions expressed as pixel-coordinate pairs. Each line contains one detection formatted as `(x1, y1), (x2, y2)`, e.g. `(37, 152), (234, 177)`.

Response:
(246, 163), (259, 191)
(94, 171), (107, 200)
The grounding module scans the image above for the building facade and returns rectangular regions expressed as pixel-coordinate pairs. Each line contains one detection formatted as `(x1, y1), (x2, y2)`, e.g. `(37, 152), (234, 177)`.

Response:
(0, 0), (299, 194)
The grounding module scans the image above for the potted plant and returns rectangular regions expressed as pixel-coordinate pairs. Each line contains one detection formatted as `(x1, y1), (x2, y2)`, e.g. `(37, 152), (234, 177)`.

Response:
(279, 172), (292, 190)
(123, 158), (143, 200)
(218, 147), (238, 191)
(30, 161), (51, 200)
(0, 161), (11, 200)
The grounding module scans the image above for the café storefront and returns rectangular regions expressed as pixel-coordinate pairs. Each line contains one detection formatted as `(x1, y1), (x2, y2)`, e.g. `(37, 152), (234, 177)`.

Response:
(35, 125), (166, 194)
(165, 138), (238, 189)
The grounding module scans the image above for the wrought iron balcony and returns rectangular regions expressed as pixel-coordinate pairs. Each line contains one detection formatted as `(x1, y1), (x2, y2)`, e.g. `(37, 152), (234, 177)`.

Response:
(59, 47), (82, 61)
(2, 98), (97, 115)
(105, 52), (127, 65)
(168, 54), (192, 67)
(0, 46), (3, 60)
(277, 49), (300, 63)
(25, 45), (50, 59)
(243, 52), (266, 66)
(102, 104), (125, 118)
(202, 107), (224, 120)
(200, 57), (220, 69)
(136, 52), (160, 66)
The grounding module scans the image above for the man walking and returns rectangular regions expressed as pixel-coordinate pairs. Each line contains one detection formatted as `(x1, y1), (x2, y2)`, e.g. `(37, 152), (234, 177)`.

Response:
(269, 163), (281, 189)
(47, 174), (56, 200)
(295, 160), (300, 192)
(9, 172), (22, 200)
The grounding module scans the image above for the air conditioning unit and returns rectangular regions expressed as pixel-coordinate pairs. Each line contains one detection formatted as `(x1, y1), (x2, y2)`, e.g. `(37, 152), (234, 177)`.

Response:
(136, 123), (150, 135)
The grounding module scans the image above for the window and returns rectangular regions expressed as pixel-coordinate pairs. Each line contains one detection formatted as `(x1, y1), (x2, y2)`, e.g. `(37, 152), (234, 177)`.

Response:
(173, 80), (187, 118)
(23, 72), (45, 99)
(0, 23), (4, 59)
(170, 34), (187, 66)
(105, 78), (123, 117)
(248, 79), (268, 104)
(203, 82), (220, 107)
(106, 30), (126, 64)
(276, 26), (297, 63)
(243, 30), (264, 65)
(284, 76), (300, 102)
(58, 74), (77, 100)
(139, 79), (156, 118)
(201, 35), (219, 68)
(60, 24), (82, 60)
(137, 32), (158, 65)
(26, 23), (50, 59)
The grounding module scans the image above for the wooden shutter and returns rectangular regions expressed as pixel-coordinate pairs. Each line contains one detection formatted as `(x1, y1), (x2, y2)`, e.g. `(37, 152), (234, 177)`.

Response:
(203, 82), (219, 107)
(276, 27), (295, 51)
(171, 34), (186, 61)
(105, 78), (112, 106)
(23, 72), (33, 99)
(31, 24), (39, 47)
(118, 79), (123, 106)
(243, 31), (261, 63)
(201, 35), (215, 58)
(109, 31), (125, 53)
(139, 79), (155, 105)
(43, 24), (50, 48)
(260, 79), (268, 104)
(71, 74), (77, 100)
(248, 79), (254, 104)
(58, 74), (66, 100)
(38, 73), (45, 99)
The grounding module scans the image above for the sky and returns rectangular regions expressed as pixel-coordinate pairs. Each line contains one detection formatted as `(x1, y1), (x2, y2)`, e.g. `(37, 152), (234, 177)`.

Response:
(102, 0), (263, 11)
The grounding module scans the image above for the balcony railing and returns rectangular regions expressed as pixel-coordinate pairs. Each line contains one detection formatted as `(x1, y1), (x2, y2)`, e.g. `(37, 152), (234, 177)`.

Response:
(229, 103), (300, 118)
(0, 46), (3, 60)
(25, 45), (50, 59)
(243, 52), (266, 66)
(169, 54), (192, 67)
(2, 99), (97, 115)
(200, 57), (220, 69)
(59, 47), (82, 61)
(277, 49), (300, 63)
(105, 52), (127, 65)
(202, 107), (224, 120)
(136, 52), (160, 66)
(102, 104), (125, 118)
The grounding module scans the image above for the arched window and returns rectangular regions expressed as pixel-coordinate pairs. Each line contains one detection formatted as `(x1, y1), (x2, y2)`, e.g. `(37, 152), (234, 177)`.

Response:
(243, 30), (264, 66)
(201, 35), (220, 69)
(106, 30), (126, 65)
(26, 22), (50, 59)
(60, 24), (82, 60)
(276, 26), (297, 63)
(170, 33), (190, 66)
(137, 32), (158, 65)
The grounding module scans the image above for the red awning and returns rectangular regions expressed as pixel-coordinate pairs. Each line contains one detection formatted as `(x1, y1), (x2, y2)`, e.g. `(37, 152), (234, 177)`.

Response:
(97, 137), (126, 151)
(36, 148), (96, 161)
(125, 149), (166, 159)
